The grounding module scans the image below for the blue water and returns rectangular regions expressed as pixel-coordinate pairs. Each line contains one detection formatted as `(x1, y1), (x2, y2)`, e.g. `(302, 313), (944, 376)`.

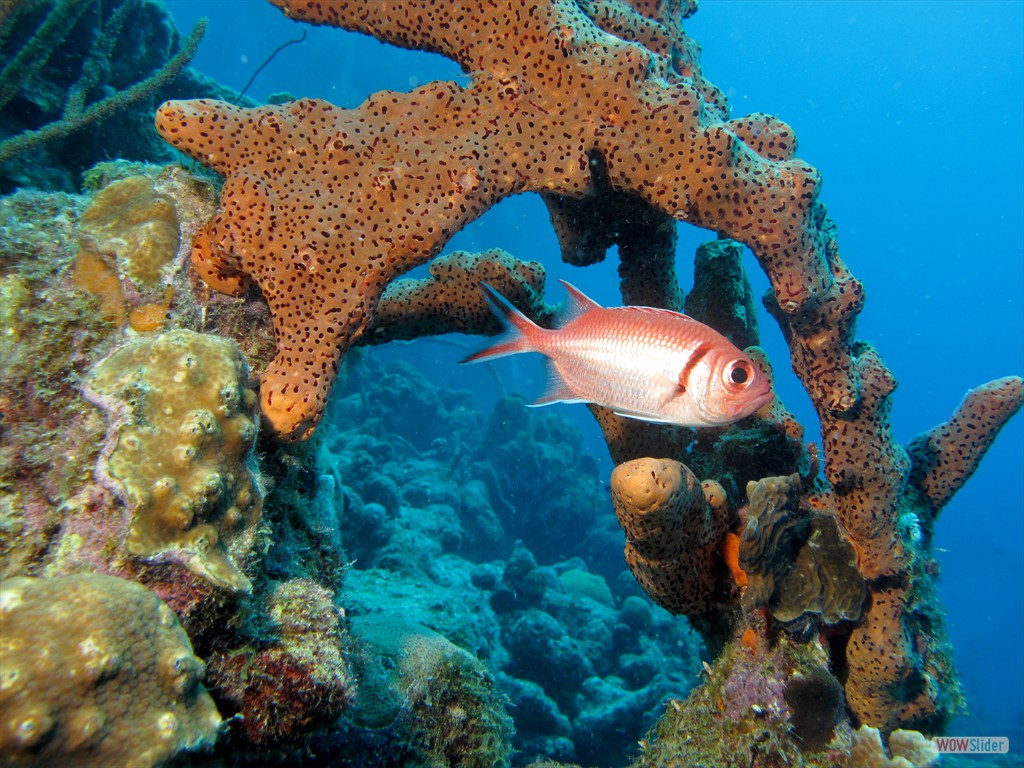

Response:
(166, 0), (1024, 752)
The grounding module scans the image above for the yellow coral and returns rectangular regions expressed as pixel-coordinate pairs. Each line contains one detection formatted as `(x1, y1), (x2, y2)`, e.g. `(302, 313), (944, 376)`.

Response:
(852, 726), (938, 768)
(78, 176), (180, 286)
(73, 175), (182, 332)
(86, 330), (262, 591)
(0, 574), (221, 768)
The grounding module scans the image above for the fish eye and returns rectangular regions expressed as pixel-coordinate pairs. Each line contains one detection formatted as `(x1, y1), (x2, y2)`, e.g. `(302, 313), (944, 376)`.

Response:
(728, 362), (752, 386)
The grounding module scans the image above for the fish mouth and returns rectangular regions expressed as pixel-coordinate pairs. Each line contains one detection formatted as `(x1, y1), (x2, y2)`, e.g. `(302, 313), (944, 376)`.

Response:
(729, 388), (774, 419)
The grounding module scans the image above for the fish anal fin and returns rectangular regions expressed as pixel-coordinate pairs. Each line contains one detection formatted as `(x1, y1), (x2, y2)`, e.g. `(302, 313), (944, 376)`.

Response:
(532, 364), (581, 406)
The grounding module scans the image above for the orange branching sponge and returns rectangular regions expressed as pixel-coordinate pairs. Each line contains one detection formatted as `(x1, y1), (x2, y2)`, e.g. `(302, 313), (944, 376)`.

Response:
(365, 249), (555, 345)
(908, 376), (1024, 514)
(155, 0), (825, 440)
(610, 457), (727, 614)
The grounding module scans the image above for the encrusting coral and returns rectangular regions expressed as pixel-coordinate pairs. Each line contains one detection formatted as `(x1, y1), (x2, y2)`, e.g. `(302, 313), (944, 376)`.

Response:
(151, 0), (1024, 745)
(0, 573), (221, 768)
(75, 175), (180, 330)
(85, 329), (262, 592)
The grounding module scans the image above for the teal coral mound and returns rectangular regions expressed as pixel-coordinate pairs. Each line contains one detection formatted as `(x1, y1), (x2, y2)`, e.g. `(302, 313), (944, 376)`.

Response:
(85, 329), (262, 591)
(0, 573), (220, 767)
(346, 615), (513, 768)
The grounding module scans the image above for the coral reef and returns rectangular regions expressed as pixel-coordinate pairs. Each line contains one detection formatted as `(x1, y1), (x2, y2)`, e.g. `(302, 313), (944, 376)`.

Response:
(148, 0), (1023, 751)
(635, 628), (853, 767)
(85, 329), (262, 591)
(0, 165), (258, 596)
(207, 579), (354, 745)
(472, 394), (604, 563)
(0, 187), (110, 577)
(346, 615), (513, 768)
(0, 0), (1019, 764)
(327, 357), (704, 765)
(0, 573), (220, 768)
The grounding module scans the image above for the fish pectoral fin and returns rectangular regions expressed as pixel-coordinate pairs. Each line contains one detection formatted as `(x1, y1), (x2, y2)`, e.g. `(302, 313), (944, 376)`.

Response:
(651, 370), (687, 404)
(611, 409), (675, 425)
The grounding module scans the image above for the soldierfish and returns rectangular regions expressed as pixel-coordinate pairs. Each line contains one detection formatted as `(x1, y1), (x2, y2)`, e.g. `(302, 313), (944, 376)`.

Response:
(462, 281), (773, 427)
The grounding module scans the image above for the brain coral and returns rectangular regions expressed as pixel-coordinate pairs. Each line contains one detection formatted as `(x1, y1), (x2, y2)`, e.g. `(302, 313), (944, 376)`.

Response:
(0, 573), (220, 768)
(85, 329), (262, 591)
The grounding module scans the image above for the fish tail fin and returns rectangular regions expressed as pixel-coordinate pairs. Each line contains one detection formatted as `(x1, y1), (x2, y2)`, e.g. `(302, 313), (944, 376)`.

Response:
(460, 283), (541, 364)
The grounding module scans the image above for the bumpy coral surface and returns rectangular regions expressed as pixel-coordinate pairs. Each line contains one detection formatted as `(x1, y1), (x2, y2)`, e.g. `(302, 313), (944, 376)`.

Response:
(85, 329), (262, 591)
(155, 0), (821, 440)
(0, 573), (220, 768)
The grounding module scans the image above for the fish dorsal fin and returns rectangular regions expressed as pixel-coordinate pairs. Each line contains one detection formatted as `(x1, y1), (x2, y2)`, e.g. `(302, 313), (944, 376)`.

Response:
(555, 280), (602, 326)
(628, 305), (695, 322)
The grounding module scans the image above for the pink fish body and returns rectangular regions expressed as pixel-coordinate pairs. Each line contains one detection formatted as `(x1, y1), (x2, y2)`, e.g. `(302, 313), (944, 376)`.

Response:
(463, 281), (773, 427)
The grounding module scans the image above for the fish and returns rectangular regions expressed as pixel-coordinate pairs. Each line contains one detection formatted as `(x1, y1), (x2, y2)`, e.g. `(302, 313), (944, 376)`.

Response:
(461, 281), (773, 427)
